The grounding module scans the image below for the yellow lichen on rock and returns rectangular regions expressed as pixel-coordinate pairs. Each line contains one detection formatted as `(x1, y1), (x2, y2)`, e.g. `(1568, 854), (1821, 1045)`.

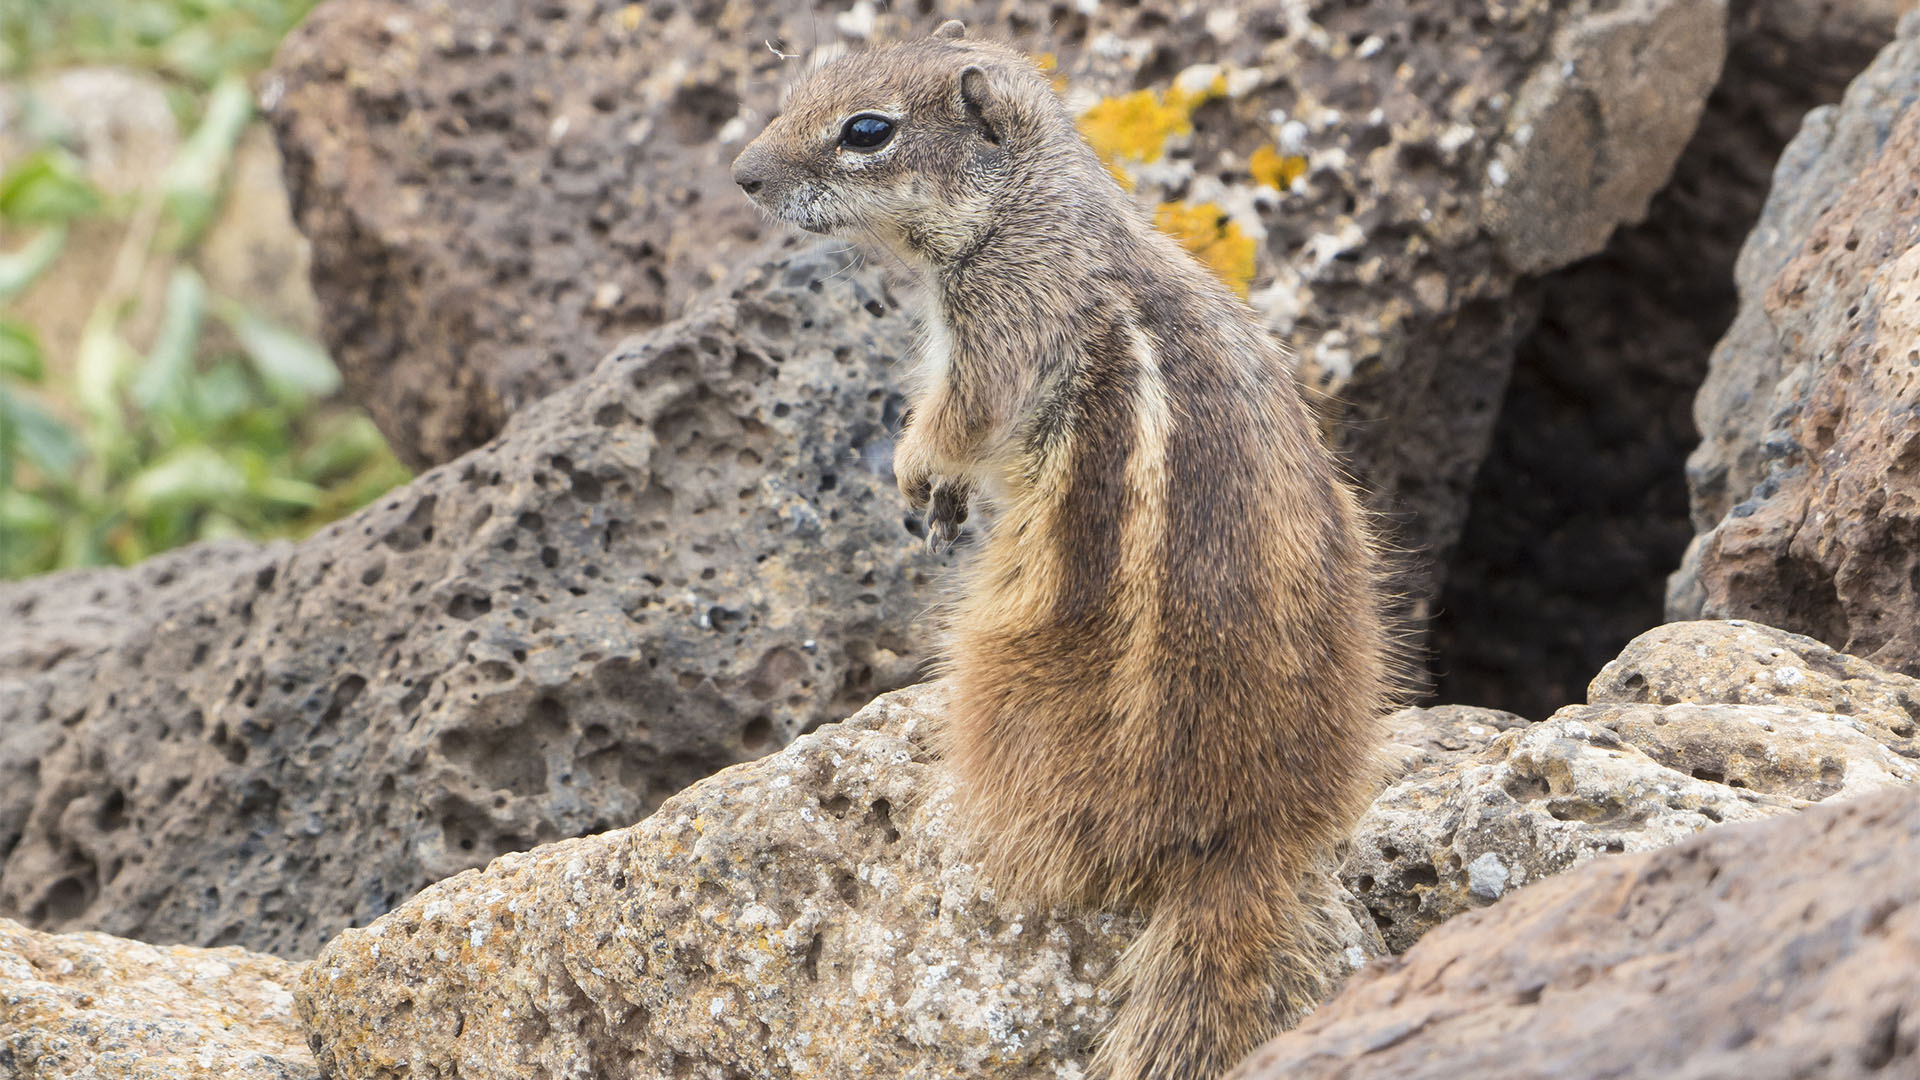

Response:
(1167, 71), (1230, 113)
(1076, 75), (1225, 165)
(1154, 202), (1257, 297)
(1031, 51), (1068, 93)
(1250, 145), (1309, 190)
(1076, 78), (1250, 270)
(1078, 89), (1193, 163)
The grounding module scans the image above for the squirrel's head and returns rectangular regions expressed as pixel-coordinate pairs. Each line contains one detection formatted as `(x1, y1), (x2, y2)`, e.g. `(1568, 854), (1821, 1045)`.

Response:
(731, 22), (1076, 265)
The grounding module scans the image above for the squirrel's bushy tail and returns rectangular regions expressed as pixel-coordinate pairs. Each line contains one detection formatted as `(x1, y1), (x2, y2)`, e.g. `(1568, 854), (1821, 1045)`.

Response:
(1096, 851), (1340, 1080)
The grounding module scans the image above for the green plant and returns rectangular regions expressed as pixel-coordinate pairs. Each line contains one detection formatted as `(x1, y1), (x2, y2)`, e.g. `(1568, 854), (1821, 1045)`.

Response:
(2, 1), (317, 86)
(0, 0), (410, 579)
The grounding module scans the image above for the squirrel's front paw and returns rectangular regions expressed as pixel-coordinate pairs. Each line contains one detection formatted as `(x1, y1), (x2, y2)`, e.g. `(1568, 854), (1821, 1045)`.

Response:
(893, 428), (936, 509)
(927, 480), (973, 553)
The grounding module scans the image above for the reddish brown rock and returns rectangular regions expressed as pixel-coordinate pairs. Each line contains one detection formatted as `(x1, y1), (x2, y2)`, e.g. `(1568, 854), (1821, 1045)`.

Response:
(1231, 783), (1920, 1080)
(1434, 0), (1913, 717)
(267, 0), (776, 467)
(1673, 13), (1920, 675)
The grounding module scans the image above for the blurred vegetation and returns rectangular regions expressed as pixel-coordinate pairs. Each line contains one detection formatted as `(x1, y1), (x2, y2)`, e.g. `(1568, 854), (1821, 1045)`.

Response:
(0, 0), (409, 578)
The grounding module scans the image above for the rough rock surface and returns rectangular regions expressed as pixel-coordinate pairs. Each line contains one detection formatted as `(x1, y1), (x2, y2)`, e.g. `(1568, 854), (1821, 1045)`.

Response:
(1231, 782), (1920, 1080)
(1345, 619), (1919, 951)
(296, 685), (1381, 1080)
(0, 539), (272, 680)
(0, 244), (941, 958)
(0, 917), (315, 1080)
(1591, 619), (1920, 740)
(1433, 0), (1913, 716)
(0, 540), (280, 904)
(1672, 12), (1920, 673)
(1376, 704), (1530, 787)
(271, 0), (1723, 595)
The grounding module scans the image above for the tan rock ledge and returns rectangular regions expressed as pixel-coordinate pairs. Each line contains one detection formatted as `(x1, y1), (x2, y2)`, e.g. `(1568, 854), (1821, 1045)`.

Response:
(295, 684), (1383, 1079)
(0, 917), (314, 1079)
(1347, 619), (1920, 951)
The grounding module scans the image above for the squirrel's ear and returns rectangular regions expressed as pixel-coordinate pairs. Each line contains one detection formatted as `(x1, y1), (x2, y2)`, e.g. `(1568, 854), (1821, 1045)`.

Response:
(957, 65), (1005, 144)
(933, 19), (966, 40)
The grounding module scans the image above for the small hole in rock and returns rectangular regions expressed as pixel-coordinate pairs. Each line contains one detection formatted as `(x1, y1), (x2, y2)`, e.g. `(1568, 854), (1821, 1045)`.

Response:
(741, 715), (774, 751)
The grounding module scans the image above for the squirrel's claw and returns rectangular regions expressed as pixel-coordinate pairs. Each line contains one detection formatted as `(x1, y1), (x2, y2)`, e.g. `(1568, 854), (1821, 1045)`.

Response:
(926, 480), (972, 553)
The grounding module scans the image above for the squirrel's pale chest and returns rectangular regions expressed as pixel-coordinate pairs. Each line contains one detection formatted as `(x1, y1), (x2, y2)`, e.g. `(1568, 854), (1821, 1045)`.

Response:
(917, 304), (953, 381)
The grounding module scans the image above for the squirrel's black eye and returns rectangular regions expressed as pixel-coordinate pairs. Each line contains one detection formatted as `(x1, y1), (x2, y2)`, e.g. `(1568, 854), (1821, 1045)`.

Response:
(841, 114), (895, 151)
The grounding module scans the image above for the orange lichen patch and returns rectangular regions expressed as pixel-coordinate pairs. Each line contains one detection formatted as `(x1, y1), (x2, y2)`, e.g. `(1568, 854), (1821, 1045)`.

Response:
(1250, 145), (1309, 190)
(1154, 202), (1257, 297)
(618, 3), (642, 30)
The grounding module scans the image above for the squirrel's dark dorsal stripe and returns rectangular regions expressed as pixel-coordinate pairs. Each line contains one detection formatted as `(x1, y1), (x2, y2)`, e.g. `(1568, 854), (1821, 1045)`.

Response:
(1054, 319), (1142, 629)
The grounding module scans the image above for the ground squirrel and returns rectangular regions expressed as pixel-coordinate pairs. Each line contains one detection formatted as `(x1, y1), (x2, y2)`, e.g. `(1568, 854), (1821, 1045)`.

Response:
(733, 23), (1396, 1080)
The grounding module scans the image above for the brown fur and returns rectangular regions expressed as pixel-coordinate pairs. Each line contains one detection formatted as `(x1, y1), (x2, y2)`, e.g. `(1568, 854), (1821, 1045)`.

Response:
(733, 25), (1396, 1080)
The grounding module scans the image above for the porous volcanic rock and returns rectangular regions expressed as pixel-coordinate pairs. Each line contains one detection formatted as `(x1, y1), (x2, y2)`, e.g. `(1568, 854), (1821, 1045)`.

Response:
(1682, 9), (1920, 530)
(1434, 0), (1913, 717)
(0, 539), (273, 679)
(1672, 12), (1920, 673)
(295, 684), (1381, 1080)
(1231, 782), (1920, 1080)
(0, 917), (315, 1080)
(1591, 619), (1920, 743)
(271, 0), (1723, 594)
(0, 244), (940, 958)
(1376, 704), (1530, 786)
(0, 539), (281, 914)
(1345, 619), (1919, 952)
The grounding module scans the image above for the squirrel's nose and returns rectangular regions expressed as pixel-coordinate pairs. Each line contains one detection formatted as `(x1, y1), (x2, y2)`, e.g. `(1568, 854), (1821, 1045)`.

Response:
(731, 151), (767, 196)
